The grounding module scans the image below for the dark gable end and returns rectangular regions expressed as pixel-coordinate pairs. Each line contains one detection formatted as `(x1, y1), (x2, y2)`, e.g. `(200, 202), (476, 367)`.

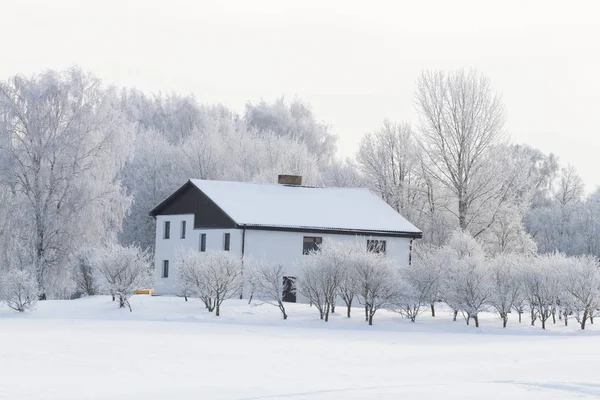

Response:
(149, 181), (237, 229)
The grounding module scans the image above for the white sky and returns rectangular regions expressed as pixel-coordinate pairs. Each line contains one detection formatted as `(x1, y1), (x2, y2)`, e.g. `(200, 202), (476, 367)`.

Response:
(2, 0), (600, 191)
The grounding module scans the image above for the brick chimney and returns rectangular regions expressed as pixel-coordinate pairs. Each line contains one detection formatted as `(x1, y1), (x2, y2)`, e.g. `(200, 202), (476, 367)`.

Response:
(278, 175), (303, 185)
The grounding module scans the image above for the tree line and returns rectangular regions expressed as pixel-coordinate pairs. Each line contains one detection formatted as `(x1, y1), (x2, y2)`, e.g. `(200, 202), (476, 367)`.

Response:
(0, 66), (597, 302)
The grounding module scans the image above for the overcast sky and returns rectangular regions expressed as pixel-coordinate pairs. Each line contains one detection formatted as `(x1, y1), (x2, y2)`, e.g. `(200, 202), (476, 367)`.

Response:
(2, 0), (599, 191)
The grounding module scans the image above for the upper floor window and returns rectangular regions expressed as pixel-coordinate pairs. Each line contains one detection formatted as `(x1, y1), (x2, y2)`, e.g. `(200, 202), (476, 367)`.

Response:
(200, 233), (207, 252)
(181, 221), (186, 239)
(223, 233), (230, 251)
(162, 260), (169, 278)
(163, 221), (170, 239)
(367, 239), (386, 254)
(303, 236), (322, 255)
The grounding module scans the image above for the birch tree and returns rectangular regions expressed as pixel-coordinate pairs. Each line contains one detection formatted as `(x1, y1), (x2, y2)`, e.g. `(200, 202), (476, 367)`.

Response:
(0, 68), (133, 298)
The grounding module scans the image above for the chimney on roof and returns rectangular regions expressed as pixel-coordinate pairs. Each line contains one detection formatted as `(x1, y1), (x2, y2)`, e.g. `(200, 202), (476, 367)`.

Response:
(278, 174), (302, 185)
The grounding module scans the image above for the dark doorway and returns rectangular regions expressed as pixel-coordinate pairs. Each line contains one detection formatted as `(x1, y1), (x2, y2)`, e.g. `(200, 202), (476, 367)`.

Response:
(282, 276), (297, 303)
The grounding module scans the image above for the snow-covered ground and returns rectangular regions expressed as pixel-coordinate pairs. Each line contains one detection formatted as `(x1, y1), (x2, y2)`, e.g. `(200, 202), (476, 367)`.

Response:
(1, 296), (600, 399)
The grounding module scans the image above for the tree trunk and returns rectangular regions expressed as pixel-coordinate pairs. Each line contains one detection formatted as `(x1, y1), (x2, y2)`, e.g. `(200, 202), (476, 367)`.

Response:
(502, 314), (507, 328)
(518, 311), (522, 323)
(453, 310), (458, 322)
(216, 304), (220, 317)
(581, 309), (588, 330)
(365, 305), (369, 322)
(458, 197), (467, 231)
(331, 303), (335, 314)
(431, 303), (436, 317)
(325, 303), (330, 322)
(184, 295), (188, 302)
(347, 304), (351, 318)
(552, 309), (556, 324)
(590, 313), (594, 324)
(368, 312), (374, 326)
(278, 302), (288, 320)
(530, 309), (536, 326)
(466, 315), (470, 326)
(474, 315), (480, 328)
(541, 318), (546, 330)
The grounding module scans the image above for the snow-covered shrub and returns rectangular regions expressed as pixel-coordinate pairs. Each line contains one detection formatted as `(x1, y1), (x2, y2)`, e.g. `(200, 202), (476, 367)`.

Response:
(70, 248), (100, 296)
(247, 261), (290, 320)
(177, 250), (243, 316)
(93, 244), (152, 312)
(0, 268), (40, 312)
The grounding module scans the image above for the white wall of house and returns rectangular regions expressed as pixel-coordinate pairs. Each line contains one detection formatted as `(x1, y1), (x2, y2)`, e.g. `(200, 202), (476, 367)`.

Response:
(153, 214), (414, 297)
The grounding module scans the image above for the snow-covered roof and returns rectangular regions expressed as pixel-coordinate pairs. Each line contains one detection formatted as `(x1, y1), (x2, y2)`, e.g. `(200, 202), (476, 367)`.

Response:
(189, 179), (421, 236)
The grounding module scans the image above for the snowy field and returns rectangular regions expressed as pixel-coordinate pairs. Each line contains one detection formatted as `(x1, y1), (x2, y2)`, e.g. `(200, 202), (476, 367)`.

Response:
(2, 296), (600, 399)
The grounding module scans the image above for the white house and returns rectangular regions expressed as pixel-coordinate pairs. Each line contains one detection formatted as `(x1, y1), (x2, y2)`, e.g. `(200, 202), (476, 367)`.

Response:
(149, 175), (422, 301)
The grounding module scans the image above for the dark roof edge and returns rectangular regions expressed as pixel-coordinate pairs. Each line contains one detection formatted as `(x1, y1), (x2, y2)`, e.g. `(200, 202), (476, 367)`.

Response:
(149, 180), (194, 218)
(239, 224), (422, 239)
(148, 180), (239, 226)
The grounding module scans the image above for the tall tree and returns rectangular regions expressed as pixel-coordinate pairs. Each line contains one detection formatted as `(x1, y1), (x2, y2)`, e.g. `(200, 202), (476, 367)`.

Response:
(0, 68), (133, 298)
(415, 69), (506, 234)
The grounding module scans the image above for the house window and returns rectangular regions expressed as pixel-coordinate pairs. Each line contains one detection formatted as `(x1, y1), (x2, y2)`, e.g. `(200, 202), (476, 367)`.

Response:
(200, 233), (206, 252)
(163, 221), (170, 239)
(303, 236), (322, 254)
(162, 260), (169, 278)
(223, 233), (230, 251)
(367, 239), (386, 254)
(181, 221), (186, 239)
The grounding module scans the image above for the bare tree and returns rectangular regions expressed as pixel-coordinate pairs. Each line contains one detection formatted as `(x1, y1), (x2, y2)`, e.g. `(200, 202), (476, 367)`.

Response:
(488, 255), (524, 327)
(93, 244), (152, 312)
(352, 251), (398, 326)
(247, 261), (291, 320)
(177, 250), (243, 316)
(522, 254), (562, 330)
(560, 255), (600, 330)
(416, 69), (506, 235)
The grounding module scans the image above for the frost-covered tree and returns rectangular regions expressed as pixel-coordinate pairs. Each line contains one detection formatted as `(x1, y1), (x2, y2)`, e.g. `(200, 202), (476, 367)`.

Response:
(357, 120), (420, 218)
(522, 254), (562, 329)
(439, 230), (489, 326)
(0, 268), (39, 312)
(415, 69), (507, 235)
(559, 255), (600, 330)
(70, 248), (100, 297)
(94, 244), (152, 311)
(394, 249), (439, 322)
(487, 254), (524, 327)
(0, 68), (133, 298)
(247, 261), (291, 320)
(177, 250), (243, 316)
(244, 97), (337, 164)
(352, 251), (398, 326)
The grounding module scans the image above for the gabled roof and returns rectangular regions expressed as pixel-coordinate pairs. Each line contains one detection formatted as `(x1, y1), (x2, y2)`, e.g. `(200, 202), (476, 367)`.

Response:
(150, 179), (421, 237)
